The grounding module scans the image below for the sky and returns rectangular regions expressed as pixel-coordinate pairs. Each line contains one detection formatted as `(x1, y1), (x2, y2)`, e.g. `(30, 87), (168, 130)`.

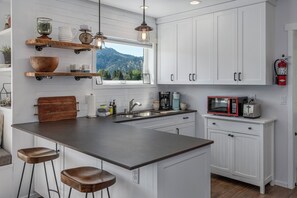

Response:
(105, 42), (143, 57)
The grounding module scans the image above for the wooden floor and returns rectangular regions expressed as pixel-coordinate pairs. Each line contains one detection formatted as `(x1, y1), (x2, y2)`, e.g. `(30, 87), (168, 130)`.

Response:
(212, 175), (297, 198)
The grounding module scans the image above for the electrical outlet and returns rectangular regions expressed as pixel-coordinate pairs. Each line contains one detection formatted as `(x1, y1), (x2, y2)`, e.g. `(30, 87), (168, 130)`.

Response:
(132, 169), (140, 184)
(280, 95), (287, 105)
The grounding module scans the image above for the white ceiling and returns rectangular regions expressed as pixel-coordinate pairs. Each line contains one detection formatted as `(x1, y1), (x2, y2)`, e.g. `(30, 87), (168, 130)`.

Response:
(90, 0), (236, 18)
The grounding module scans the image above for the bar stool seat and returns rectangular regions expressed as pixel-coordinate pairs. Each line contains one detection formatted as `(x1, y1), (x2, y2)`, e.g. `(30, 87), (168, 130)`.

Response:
(17, 147), (59, 164)
(61, 166), (116, 197)
(17, 147), (60, 198)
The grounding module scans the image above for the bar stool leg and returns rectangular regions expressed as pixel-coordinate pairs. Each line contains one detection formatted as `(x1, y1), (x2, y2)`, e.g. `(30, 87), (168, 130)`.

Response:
(85, 192), (88, 198)
(27, 164), (35, 198)
(16, 162), (26, 198)
(92, 192), (95, 198)
(43, 162), (51, 198)
(107, 187), (111, 198)
(68, 188), (72, 198)
(51, 160), (61, 197)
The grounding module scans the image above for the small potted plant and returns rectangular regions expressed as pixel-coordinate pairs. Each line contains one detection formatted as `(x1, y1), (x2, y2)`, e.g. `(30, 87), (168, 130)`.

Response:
(0, 46), (11, 64)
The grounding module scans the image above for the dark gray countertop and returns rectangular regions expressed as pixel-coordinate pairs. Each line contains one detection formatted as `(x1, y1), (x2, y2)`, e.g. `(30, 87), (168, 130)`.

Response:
(12, 111), (213, 170)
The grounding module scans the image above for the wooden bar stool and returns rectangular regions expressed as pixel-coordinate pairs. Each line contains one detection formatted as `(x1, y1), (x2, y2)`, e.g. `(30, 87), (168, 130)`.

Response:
(61, 166), (116, 198)
(16, 147), (60, 198)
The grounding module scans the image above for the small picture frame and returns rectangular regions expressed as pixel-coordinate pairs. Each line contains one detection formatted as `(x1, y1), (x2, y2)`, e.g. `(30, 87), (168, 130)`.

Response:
(95, 76), (103, 85)
(143, 73), (151, 84)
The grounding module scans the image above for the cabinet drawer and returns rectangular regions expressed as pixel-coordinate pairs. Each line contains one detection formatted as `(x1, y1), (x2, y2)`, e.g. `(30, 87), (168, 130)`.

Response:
(130, 113), (195, 129)
(207, 119), (260, 136)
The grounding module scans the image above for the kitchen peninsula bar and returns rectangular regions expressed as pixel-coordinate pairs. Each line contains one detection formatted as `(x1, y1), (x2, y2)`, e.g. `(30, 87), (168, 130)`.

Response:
(13, 116), (213, 198)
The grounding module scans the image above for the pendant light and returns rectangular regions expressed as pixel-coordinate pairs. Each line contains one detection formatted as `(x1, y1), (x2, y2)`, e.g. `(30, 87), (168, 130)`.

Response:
(135, 0), (153, 43)
(94, 0), (106, 49)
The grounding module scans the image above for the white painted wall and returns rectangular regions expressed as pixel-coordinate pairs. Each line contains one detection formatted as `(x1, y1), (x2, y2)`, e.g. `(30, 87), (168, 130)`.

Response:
(159, 0), (297, 187)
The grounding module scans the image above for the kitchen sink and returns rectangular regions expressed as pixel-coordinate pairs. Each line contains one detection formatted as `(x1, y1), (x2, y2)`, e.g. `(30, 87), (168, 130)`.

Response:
(116, 110), (161, 119)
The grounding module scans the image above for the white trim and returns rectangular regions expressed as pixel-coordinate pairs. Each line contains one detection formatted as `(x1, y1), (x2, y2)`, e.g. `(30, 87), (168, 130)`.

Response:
(286, 23), (297, 189)
(285, 23), (297, 31)
(274, 180), (289, 189)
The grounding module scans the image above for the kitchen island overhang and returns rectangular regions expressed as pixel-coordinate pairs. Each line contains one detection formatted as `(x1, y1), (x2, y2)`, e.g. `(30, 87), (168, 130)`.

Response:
(12, 116), (213, 198)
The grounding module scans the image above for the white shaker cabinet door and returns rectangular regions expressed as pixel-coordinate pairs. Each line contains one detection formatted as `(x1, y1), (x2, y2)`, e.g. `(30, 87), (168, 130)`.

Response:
(213, 9), (238, 84)
(237, 4), (266, 85)
(193, 13), (214, 84)
(176, 18), (194, 84)
(158, 22), (177, 84)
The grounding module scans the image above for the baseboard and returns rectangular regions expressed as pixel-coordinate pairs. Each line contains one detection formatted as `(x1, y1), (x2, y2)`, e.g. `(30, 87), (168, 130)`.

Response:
(274, 180), (289, 188)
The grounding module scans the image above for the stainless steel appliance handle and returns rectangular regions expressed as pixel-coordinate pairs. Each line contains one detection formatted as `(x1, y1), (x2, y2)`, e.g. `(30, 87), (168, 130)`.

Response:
(170, 74), (174, 81)
(189, 74), (192, 81)
(238, 72), (242, 81)
(234, 72), (237, 81)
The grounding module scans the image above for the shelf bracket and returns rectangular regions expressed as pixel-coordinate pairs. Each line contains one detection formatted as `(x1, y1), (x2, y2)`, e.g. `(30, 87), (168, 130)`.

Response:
(74, 76), (93, 81)
(74, 49), (91, 54)
(35, 76), (53, 81)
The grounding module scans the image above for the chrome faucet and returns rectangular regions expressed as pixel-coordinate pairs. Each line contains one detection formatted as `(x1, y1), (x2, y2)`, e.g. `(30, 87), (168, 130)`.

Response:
(128, 99), (142, 113)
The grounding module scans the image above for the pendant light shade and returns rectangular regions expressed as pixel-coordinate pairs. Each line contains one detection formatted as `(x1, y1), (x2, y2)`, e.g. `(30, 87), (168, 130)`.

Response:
(135, 0), (153, 43)
(94, 0), (106, 49)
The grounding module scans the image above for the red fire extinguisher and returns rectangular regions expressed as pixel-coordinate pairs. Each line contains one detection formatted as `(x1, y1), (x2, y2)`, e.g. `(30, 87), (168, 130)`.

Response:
(274, 54), (288, 86)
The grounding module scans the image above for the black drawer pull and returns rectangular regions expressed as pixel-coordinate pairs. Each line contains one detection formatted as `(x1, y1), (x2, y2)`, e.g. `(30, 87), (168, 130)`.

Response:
(248, 127), (252, 130)
(183, 117), (189, 120)
(228, 134), (234, 138)
(212, 123), (216, 125)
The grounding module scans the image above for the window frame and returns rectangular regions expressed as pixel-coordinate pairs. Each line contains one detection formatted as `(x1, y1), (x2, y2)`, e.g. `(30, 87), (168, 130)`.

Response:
(92, 38), (156, 89)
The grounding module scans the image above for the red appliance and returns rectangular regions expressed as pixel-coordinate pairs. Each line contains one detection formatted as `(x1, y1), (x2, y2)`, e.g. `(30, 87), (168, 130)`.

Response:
(207, 96), (248, 117)
(274, 55), (288, 86)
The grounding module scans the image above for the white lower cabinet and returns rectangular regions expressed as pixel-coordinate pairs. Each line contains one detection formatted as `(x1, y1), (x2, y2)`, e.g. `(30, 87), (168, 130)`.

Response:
(204, 115), (275, 194)
(123, 113), (196, 137)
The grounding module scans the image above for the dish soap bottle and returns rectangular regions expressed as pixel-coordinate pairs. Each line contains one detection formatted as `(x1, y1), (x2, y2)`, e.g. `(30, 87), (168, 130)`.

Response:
(109, 101), (113, 115)
(112, 100), (117, 115)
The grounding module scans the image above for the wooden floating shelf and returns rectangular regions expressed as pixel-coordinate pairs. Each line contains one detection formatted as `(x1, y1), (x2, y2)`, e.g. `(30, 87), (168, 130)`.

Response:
(25, 72), (100, 81)
(25, 39), (98, 54)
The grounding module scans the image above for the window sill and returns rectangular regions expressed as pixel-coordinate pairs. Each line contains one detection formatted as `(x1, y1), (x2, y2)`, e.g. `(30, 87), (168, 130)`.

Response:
(93, 83), (157, 89)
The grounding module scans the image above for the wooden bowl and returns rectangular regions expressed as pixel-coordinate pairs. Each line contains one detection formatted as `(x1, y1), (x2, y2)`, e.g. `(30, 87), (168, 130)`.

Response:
(30, 56), (59, 72)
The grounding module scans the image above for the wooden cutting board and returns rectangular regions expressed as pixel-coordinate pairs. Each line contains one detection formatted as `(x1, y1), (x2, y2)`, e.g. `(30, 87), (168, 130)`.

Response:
(37, 96), (77, 122)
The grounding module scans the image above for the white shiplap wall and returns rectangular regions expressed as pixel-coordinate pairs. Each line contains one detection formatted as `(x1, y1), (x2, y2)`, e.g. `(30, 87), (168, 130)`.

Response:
(12, 0), (157, 124)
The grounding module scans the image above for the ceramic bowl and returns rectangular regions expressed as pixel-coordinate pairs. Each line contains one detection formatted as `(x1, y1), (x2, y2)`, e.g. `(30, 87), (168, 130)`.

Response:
(30, 56), (59, 72)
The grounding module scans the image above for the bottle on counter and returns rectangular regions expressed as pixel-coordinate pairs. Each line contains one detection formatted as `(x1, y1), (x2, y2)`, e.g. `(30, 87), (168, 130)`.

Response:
(109, 101), (113, 115)
(112, 99), (117, 115)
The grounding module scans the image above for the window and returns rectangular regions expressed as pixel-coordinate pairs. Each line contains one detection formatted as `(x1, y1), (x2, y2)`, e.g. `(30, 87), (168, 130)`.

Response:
(94, 40), (155, 86)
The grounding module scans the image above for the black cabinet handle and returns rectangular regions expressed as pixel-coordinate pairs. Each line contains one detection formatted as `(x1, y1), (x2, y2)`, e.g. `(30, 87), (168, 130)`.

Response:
(170, 74), (174, 81)
(228, 134), (234, 138)
(295, 132), (297, 136)
(234, 72), (237, 81)
(248, 127), (252, 130)
(238, 72), (242, 81)
(212, 122), (216, 125)
(189, 74), (192, 81)
(183, 117), (189, 120)
(192, 73), (196, 81)
(176, 128), (180, 135)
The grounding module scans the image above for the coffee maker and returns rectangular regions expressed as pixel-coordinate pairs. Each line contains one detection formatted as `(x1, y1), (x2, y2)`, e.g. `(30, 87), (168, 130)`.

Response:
(159, 92), (171, 110)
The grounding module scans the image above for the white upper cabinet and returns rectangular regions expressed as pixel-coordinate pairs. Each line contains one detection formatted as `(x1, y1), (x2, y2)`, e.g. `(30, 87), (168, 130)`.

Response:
(157, 2), (274, 85)
(213, 9), (238, 84)
(237, 3), (269, 85)
(176, 19), (194, 84)
(158, 19), (193, 84)
(193, 13), (214, 84)
(158, 22), (177, 84)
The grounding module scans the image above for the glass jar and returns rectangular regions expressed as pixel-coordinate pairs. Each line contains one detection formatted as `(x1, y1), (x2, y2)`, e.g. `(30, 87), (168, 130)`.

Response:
(37, 17), (52, 39)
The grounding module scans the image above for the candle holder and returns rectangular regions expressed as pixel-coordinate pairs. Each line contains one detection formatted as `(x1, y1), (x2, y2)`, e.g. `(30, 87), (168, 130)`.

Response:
(37, 17), (52, 40)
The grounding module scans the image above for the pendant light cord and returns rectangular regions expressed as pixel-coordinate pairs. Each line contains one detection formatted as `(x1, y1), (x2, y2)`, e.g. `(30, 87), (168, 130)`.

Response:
(143, 0), (145, 24)
(99, 0), (101, 33)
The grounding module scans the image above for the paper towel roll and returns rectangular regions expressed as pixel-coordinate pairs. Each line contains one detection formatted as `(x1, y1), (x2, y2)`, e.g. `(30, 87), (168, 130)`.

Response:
(86, 93), (96, 117)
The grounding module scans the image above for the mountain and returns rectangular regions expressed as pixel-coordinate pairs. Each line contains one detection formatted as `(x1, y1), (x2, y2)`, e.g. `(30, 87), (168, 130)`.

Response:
(96, 47), (143, 75)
